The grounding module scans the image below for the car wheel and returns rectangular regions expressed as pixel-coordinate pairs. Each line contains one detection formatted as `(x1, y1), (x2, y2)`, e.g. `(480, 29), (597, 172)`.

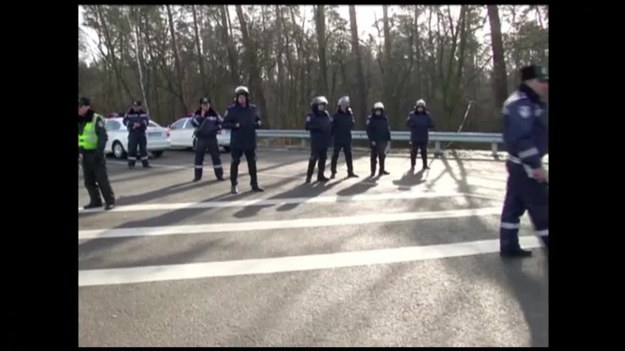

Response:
(113, 141), (126, 159)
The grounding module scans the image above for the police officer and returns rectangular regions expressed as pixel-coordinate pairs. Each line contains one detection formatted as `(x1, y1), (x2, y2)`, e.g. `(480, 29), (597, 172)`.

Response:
(366, 102), (392, 177)
(223, 86), (264, 194)
(406, 99), (434, 171)
(191, 96), (225, 182)
(330, 96), (358, 178)
(122, 100), (150, 168)
(499, 64), (549, 258)
(78, 97), (116, 210)
(305, 96), (332, 183)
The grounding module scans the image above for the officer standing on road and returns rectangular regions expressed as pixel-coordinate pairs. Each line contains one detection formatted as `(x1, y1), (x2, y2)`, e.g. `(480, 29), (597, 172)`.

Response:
(305, 96), (332, 183)
(122, 100), (151, 169)
(330, 96), (358, 179)
(222, 86), (264, 194)
(78, 97), (116, 210)
(499, 64), (549, 258)
(191, 96), (225, 182)
(366, 102), (392, 177)
(406, 99), (434, 171)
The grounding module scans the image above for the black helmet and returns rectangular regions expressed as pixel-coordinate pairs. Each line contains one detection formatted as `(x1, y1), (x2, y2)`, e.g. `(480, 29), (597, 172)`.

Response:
(78, 96), (91, 106)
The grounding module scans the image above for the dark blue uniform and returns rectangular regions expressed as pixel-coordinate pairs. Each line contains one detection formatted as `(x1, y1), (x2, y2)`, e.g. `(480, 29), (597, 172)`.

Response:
(500, 84), (549, 254)
(123, 109), (150, 168)
(305, 109), (333, 181)
(366, 113), (392, 176)
(191, 108), (224, 181)
(222, 102), (262, 188)
(406, 110), (434, 169)
(331, 108), (356, 176)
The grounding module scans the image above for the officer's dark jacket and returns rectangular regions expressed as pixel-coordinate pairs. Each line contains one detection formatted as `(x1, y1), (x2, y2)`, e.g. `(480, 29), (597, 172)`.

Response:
(366, 113), (391, 142)
(78, 109), (108, 153)
(331, 108), (354, 144)
(503, 83), (548, 169)
(191, 108), (222, 139)
(305, 108), (333, 149)
(223, 102), (262, 150)
(406, 110), (434, 143)
(123, 109), (149, 133)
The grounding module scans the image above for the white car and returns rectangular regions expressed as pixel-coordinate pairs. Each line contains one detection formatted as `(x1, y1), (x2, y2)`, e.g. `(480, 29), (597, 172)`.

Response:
(168, 117), (231, 152)
(104, 117), (171, 159)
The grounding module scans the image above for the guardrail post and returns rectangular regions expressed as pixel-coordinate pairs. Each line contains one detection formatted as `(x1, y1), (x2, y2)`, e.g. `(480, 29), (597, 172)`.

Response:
(434, 141), (444, 158)
(491, 143), (499, 159)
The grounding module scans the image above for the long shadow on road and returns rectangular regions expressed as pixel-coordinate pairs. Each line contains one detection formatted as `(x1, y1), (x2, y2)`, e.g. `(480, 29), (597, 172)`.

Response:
(79, 174), (300, 270)
(232, 175), (345, 219)
(392, 169), (427, 191)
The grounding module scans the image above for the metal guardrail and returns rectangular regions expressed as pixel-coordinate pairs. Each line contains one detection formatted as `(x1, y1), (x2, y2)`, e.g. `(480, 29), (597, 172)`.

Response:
(256, 129), (504, 157)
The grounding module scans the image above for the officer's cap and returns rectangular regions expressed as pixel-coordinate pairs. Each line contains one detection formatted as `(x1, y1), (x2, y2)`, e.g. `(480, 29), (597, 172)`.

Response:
(132, 100), (142, 106)
(520, 65), (548, 82)
(373, 102), (385, 110)
(200, 96), (211, 104)
(78, 97), (91, 106)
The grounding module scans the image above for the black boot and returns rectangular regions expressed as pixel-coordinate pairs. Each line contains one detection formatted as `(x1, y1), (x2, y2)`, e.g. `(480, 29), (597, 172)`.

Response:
(83, 202), (103, 210)
(379, 156), (390, 176)
(500, 248), (533, 258)
(317, 159), (329, 182)
(370, 154), (377, 177)
(346, 153), (358, 177)
(330, 155), (338, 179)
(306, 159), (316, 183)
(193, 166), (202, 182)
(231, 185), (239, 194)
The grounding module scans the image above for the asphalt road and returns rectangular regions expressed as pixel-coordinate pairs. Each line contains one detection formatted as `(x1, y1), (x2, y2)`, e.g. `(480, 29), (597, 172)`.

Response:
(78, 147), (548, 347)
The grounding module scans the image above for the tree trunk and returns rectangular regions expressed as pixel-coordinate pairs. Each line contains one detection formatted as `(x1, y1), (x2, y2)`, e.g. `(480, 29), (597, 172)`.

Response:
(220, 5), (240, 86)
(235, 5), (270, 128)
(191, 5), (207, 93)
(126, 9), (149, 115)
(315, 5), (329, 95)
(487, 5), (509, 111)
(166, 5), (188, 114)
(348, 5), (367, 128)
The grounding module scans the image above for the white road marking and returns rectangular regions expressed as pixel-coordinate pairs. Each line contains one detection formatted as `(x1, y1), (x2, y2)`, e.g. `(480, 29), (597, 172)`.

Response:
(78, 236), (543, 286)
(79, 207), (501, 240)
(78, 191), (473, 213)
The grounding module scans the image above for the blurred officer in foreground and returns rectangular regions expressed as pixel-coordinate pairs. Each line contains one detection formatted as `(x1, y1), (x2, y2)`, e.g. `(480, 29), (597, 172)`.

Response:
(78, 97), (116, 210)
(123, 100), (150, 168)
(499, 64), (549, 258)
(330, 96), (358, 178)
(406, 99), (434, 171)
(305, 96), (332, 183)
(366, 102), (391, 177)
(223, 86), (264, 194)
(191, 96), (225, 182)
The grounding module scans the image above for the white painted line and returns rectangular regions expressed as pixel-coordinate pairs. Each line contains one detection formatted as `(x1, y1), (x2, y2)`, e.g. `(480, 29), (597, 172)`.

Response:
(79, 236), (543, 286)
(79, 207), (501, 240)
(78, 191), (468, 213)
